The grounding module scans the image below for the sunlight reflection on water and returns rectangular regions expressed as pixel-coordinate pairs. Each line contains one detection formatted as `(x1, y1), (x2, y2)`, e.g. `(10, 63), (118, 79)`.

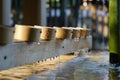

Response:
(27, 51), (109, 80)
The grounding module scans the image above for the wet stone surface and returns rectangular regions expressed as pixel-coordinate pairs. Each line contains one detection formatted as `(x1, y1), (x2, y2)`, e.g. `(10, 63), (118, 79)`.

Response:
(27, 51), (109, 80)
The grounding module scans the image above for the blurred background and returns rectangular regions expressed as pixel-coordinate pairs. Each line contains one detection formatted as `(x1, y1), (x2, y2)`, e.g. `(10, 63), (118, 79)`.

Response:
(0, 0), (109, 50)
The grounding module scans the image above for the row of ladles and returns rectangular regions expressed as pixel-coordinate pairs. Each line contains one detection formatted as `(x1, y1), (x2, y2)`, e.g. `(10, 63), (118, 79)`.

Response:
(0, 25), (90, 44)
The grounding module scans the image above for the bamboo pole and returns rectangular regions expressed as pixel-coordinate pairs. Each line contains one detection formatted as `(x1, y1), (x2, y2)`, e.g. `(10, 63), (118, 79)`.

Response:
(109, 0), (120, 65)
